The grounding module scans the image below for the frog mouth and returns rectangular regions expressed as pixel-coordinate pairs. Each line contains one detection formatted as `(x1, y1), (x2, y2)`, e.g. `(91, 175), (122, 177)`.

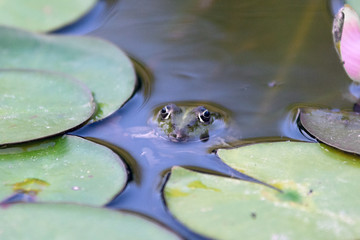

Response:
(168, 133), (189, 143)
(168, 130), (210, 143)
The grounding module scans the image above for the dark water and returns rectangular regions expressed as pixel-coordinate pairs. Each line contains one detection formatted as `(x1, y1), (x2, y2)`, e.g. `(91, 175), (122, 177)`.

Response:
(62, 0), (352, 238)
(54, 0), (119, 35)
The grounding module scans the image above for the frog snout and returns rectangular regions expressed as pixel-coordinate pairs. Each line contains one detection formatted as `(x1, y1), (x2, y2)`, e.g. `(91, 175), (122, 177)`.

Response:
(169, 129), (188, 142)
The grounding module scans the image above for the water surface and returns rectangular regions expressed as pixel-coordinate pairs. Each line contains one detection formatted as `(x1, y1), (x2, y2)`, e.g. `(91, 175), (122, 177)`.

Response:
(70, 0), (352, 238)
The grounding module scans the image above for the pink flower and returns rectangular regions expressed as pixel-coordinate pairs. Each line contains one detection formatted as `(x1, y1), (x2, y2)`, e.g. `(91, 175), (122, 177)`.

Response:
(333, 5), (360, 82)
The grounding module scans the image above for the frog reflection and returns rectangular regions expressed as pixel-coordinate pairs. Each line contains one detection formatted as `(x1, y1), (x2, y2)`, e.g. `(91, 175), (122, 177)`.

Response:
(155, 103), (225, 142)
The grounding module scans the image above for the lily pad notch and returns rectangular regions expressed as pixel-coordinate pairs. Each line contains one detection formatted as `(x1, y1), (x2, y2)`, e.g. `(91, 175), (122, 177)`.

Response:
(165, 142), (360, 239)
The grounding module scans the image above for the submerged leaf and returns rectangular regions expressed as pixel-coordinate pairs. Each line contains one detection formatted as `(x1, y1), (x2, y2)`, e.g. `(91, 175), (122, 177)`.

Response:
(300, 107), (360, 154)
(165, 142), (360, 239)
(0, 135), (127, 206)
(0, 69), (95, 145)
(0, 0), (97, 32)
(0, 26), (136, 121)
(0, 203), (181, 240)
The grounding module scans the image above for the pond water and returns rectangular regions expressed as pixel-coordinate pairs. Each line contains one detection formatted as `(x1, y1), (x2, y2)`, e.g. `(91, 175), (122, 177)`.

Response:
(62, 0), (352, 238)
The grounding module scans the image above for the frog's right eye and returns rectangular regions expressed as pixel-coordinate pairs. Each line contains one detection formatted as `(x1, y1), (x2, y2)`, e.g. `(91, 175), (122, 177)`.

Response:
(198, 108), (211, 124)
(160, 106), (171, 119)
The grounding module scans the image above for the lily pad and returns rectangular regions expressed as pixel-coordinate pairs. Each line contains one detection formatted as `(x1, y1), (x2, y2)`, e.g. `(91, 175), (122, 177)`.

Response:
(0, 0), (97, 32)
(165, 142), (360, 239)
(0, 26), (136, 121)
(0, 203), (181, 240)
(300, 107), (360, 154)
(0, 135), (127, 206)
(0, 69), (95, 145)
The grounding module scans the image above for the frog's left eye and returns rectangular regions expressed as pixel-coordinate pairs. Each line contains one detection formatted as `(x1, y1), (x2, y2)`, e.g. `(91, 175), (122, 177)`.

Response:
(198, 108), (211, 123)
(160, 106), (171, 119)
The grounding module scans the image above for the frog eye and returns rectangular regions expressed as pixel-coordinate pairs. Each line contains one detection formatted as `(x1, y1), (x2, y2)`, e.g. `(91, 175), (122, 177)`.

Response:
(198, 108), (211, 123)
(160, 105), (171, 119)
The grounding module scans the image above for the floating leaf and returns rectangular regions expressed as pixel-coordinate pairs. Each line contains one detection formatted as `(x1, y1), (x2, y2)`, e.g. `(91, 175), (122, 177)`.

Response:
(0, 69), (95, 145)
(300, 107), (360, 154)
(0, 203), (181, 240)
(333, 4), (360, 82)
(165, 142), (360, 239)
(0, 135), (127, 206)
(0, 26), (136, 121)
(0, 0), (97, 32)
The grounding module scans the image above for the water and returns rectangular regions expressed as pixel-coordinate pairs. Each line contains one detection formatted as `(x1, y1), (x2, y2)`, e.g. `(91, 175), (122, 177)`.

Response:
(72, 61), (270, 239)
(53, 0), (118, 35)
(64, 0), (354, 238)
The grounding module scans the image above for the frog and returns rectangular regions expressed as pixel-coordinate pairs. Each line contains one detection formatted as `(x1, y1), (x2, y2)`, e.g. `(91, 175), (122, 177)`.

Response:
(154, 103), (228, 143)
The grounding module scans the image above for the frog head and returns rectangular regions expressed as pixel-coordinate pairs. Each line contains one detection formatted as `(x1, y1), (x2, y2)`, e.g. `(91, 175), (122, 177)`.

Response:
(155, 103), (224, 142)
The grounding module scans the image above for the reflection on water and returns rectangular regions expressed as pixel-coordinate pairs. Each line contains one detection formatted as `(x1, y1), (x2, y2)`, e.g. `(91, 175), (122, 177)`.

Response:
(53, 0), (118, 35)
(91, 0), (351, 138)
(70, 0), (354, 238)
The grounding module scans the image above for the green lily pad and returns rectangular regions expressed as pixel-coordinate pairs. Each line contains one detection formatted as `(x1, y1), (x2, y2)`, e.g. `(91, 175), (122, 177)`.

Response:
(165, 142), (360, 239)
(300, 108), (360, 154)
(0, 203), (181, 240)
(0, 135), (127, 206)
(0, 69), (95, 145)
(0, 0), (97, 32)
(0, 26), (136, 121)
